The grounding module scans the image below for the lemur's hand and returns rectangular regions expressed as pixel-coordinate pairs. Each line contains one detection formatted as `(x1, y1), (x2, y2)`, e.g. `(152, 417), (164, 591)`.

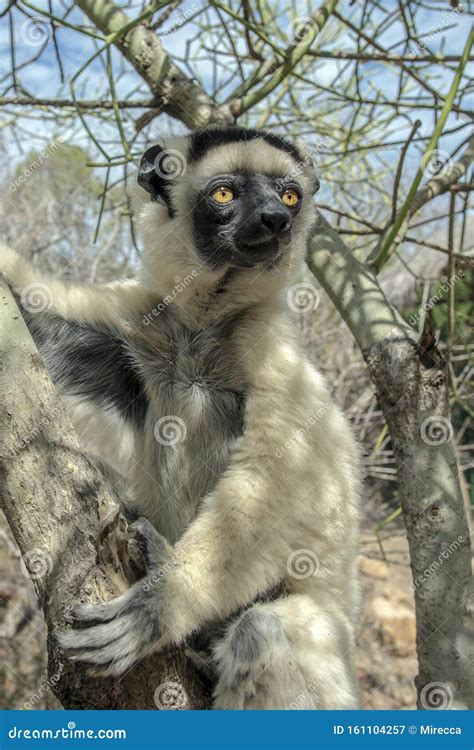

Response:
(56, 518), (174, 676)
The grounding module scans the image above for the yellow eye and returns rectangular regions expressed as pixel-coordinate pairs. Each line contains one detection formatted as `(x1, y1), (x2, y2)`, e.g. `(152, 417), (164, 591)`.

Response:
(212, 186), (234, 204)
(281, 189), (300, 207)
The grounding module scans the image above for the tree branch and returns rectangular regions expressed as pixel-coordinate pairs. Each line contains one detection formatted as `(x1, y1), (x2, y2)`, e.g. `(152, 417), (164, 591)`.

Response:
(0, 277), (211, 709)
(307, 214), (473, 709)
(368, 28), (473, 272)
(74, 0), (232, 128)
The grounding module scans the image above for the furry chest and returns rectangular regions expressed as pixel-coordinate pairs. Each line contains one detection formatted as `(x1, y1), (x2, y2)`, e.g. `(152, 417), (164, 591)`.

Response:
(137, 317), (247, 541)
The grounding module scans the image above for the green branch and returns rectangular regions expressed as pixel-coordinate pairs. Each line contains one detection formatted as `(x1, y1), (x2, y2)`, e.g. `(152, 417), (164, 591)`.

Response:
(369, 27), (474, 273)
(230, 0), (338, 116)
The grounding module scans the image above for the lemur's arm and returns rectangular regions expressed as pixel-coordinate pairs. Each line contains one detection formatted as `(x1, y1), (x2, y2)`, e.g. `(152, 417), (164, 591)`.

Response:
(57, 319), (358, 676)
(0, 246), (150, 428)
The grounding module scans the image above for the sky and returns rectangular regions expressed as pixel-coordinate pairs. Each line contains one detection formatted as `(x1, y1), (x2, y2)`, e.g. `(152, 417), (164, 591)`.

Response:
(0, 0), (472, 241)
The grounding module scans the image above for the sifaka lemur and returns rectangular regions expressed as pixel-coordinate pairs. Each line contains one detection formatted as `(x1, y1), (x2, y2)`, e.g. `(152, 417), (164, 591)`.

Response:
(0, 127), (361, 709)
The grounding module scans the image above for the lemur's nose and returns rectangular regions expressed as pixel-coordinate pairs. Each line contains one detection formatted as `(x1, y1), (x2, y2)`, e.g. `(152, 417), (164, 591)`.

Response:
(261, 210), (290, 235)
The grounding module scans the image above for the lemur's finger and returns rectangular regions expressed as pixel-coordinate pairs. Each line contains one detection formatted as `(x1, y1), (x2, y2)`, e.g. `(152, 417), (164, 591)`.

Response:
(67, 625), (146, 665)
(56, 613), (136, 651)
(70, 590), (133, 624)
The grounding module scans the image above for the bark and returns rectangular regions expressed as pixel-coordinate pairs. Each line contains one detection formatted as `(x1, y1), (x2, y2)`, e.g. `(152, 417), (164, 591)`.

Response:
(307, 214), (473, 709)
(74, 0), (233, 129)
(0, 277), (211, 709)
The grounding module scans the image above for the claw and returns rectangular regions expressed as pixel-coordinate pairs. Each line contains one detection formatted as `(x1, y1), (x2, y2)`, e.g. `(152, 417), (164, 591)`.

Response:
(128, 517), (173, 569)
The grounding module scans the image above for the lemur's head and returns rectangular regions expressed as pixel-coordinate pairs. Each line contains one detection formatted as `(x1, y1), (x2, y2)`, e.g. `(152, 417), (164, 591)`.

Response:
(137, 127), (318, 302)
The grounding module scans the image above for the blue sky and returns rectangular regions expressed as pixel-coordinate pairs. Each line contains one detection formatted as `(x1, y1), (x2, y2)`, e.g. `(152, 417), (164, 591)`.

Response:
(0, 0), (472, 218)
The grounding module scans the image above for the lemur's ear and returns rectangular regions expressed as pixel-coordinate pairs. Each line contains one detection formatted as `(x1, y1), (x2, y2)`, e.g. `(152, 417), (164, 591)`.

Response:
(138, 145), (175, 217)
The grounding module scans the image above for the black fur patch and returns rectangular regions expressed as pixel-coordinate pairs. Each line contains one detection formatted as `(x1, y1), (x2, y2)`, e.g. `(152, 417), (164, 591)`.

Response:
(191, 172), (297, 270)
(188, 127), (303, 165)
(19, 302), (148, 428)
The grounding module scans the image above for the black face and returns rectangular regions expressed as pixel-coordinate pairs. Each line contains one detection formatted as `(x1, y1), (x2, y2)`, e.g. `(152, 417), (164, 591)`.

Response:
(192, 173), (303, 270)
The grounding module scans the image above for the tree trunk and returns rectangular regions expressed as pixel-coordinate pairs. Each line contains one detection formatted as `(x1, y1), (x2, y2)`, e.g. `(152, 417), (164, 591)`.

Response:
(0, 277), (211, 709)
(307, 214), (473, 709)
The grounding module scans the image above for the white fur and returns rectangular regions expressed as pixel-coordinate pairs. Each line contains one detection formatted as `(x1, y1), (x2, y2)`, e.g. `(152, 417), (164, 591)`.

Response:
(0, 131), (361, 709)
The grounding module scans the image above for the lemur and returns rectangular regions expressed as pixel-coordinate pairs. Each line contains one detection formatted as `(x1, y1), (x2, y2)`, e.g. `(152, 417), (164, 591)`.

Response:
(1, 127), (361, 710)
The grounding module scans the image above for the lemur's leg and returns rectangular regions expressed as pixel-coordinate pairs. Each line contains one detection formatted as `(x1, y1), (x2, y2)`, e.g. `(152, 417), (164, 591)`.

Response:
(212, 594), (359, 710)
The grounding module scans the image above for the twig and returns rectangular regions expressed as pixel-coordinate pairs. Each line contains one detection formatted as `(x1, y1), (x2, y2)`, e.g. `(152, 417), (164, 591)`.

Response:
(229, 0), (339, 116)
(369, 28), (474, 272)
(0, 96), (157, 109)
(391, 119), (421, 224)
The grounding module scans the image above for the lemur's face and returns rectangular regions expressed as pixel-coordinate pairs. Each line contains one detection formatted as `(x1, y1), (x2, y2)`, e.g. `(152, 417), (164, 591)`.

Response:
(191, 172), (302, 269)
(138, 127), (318, 273)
